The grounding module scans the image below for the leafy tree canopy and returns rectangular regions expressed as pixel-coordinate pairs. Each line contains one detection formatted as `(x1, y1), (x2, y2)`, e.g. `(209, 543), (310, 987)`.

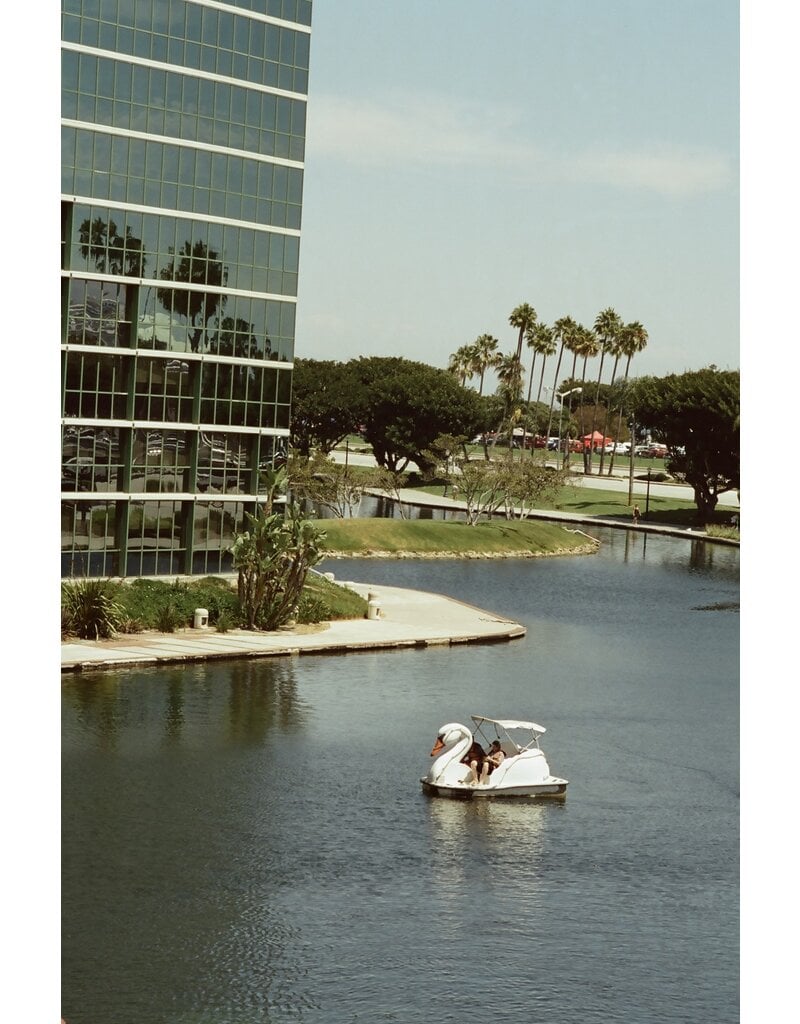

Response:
(353, 357), (484, 473)
(628, 368), (740, 521)
(290, 358), (368, 456)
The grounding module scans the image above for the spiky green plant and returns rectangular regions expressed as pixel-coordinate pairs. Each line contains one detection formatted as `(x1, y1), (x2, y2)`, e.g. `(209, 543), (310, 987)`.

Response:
(61, 579), (124, 640)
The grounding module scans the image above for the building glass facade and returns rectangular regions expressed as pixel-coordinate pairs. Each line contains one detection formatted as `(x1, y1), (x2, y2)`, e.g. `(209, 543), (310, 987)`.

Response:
(61, 0), (311, 577)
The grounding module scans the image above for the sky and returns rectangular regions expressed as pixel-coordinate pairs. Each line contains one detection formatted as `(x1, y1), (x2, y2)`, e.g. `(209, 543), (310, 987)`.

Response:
(296, 0), (740, 384)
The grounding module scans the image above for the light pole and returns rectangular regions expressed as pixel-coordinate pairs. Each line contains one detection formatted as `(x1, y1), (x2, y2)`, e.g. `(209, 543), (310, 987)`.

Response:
(558, 387), (582, 467)
(628, 413), (635, 504)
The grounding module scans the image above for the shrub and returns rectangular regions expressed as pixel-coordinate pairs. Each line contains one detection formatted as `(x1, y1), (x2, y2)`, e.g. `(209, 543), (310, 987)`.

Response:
(119, 615), (145, 634)
(156, 601), (182, 633)
(215, 610), (235, 633)
(61, 579), (124, 640)
(297, 593), (331, 624)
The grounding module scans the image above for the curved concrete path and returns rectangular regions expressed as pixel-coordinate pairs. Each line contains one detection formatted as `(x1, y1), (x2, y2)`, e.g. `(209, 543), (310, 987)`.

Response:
(61, 581), (525, 673)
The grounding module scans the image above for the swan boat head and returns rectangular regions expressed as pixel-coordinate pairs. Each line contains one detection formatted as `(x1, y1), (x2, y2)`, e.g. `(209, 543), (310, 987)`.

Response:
(426, 723), (473, 785)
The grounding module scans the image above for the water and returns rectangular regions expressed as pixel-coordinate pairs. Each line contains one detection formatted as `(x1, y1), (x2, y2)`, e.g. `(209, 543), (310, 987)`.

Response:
(62, 527), (739, 1023)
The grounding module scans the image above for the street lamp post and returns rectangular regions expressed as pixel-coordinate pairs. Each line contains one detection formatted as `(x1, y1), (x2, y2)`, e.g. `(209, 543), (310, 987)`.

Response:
(557, 387), (582, 467)
(628, 414), (635, 504)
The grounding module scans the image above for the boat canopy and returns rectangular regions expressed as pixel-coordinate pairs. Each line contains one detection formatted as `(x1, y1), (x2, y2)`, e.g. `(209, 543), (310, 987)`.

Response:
(472, 716), (546, 735)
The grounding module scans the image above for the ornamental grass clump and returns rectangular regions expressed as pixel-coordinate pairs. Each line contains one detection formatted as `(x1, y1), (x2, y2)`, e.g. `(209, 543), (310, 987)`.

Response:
(61, 578), (124, 640)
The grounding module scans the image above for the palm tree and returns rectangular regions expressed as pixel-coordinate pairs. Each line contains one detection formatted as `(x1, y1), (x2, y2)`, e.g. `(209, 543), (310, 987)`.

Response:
(598, 327), (627, 474)
(447, 344), (475, 387)
(530, 323), (557, 407)
(470, 334), (501, 395)
(493, 353), (525, 457)
(544, 316), (577, 444)
(522, 322), (555, 450)
(508, 303), (538, 362)
(570, 324), (599, 469)
(607, 321), (649, 475)
(587, 307), (623, 472)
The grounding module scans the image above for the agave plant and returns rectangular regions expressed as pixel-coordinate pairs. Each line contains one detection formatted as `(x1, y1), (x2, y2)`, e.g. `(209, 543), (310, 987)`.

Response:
(61, 579), (124, 640)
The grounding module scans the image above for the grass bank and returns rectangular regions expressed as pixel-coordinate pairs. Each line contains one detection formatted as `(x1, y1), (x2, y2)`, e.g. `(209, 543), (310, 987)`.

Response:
(315, 517), (595, 558)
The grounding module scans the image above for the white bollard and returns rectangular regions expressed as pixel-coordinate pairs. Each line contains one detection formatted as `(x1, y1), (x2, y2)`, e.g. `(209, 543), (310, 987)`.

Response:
(193, 607), (209, 629)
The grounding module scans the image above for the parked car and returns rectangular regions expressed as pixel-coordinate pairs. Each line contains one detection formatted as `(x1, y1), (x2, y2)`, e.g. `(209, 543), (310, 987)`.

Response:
(613, 442), (631, 455)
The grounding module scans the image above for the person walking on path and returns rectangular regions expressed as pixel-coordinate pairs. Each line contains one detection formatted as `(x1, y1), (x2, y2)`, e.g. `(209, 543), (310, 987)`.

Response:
(632, 504), (641, 526)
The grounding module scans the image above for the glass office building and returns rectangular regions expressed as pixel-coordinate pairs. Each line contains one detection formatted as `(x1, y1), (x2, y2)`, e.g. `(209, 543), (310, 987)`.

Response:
(61, 0), (312, 577)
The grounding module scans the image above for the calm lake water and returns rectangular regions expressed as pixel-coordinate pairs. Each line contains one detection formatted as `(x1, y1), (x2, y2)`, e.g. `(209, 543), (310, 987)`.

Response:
(62, 527), (739, 1024)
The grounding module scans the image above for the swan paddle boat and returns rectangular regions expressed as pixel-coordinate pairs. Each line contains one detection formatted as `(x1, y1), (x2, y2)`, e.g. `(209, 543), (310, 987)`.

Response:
(421, 716), (568, 799)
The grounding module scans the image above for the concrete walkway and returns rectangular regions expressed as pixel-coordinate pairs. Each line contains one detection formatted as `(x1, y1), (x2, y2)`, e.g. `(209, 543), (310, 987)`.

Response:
(61, 580), (526, 673)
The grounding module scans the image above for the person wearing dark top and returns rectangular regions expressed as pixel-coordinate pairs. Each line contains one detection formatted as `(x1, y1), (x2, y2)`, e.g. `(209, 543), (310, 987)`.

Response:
(461, 740), (485, 785)
(480, 740), (506, 785)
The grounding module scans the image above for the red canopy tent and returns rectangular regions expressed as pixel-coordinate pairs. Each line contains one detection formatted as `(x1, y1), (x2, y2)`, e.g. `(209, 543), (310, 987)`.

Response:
(581, 431), (613, 451)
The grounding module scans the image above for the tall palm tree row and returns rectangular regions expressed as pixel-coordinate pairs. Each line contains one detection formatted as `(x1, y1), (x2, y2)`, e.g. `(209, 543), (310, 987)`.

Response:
(445, 305), (648, 476)
(606, 320), (649, 475)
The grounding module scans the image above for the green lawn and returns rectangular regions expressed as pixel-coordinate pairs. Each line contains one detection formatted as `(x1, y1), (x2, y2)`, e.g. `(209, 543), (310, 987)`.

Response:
(315, 517), (594, 556)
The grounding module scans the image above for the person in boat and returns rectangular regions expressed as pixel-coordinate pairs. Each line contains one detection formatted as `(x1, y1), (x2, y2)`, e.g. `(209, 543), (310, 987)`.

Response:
(479, 740), (505, 785)
(461, 739), (486, 785)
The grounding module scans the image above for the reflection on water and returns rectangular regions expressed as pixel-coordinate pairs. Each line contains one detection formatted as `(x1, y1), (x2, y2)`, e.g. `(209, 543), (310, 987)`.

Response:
(62, 658), (308, 752)
(62, 533), (738, 1024)
(425, 797), (557, 919)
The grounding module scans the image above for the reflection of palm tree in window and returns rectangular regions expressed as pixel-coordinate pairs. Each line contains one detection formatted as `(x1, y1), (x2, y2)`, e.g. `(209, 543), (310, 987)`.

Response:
(216, 315), (258, 358)
(156, 240), (227, 353)
(79, 217), (147, 278)
(79, 217), (146, 344)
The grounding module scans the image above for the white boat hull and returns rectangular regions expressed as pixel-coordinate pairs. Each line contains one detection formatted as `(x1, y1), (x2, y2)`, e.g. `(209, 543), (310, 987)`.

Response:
(421, 776), (568, 800)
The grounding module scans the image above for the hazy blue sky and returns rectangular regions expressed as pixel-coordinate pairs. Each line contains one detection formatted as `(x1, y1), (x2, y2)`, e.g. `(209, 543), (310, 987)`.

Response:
(296, 0), (739, 383)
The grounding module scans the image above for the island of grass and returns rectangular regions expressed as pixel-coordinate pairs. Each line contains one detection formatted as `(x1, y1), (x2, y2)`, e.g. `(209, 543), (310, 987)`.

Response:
(317, 517), (597, 558)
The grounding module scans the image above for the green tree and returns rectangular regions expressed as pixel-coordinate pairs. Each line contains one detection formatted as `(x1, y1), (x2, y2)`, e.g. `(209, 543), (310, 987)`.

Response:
(607, 321), (649, 475)
(544, 315), (577, 443)
(447, 344), (476, 387)
(522, 322), (556, 451)
(288, 452), (369, 518)
(289, 358), (366, 456)
(493, 353), (525, 457)
(453, 458), (508, 525)
(509, 302), (538, 362)
(230, 495), (326, 630)
(587, 307), (623, 472)
(470, 334), (501, 394)
(503, 461), (568, 519)
(354, 357), (483, 474)
(628, 368), (739, 522)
